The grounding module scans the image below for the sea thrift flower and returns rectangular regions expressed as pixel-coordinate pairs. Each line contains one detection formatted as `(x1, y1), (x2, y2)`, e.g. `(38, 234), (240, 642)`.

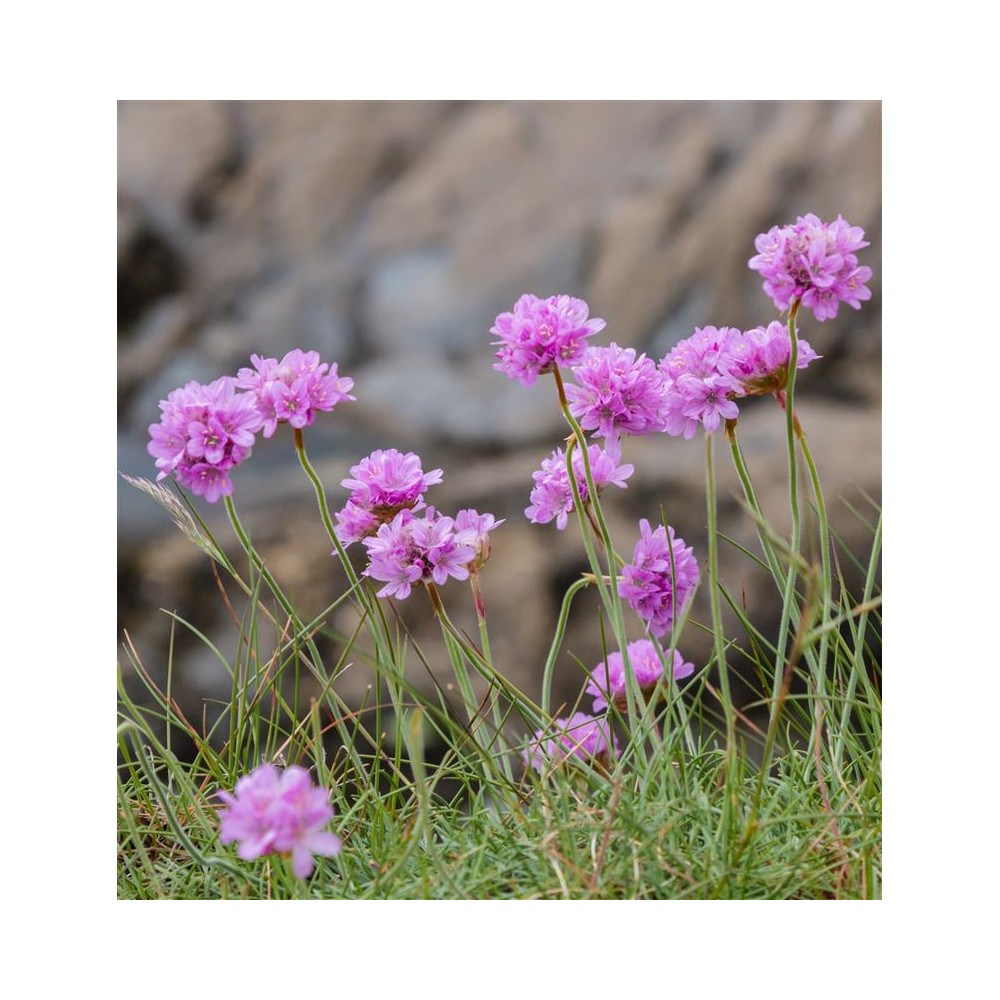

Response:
(566, 343), (670, 443)
(217, 764), (342, 878)
(619, 518), (700, 637)
(523, 713), (619, 774)
(492, 294), (606, 386)
(585, 639), (695, 712)
(147, 376), (264, 502)
(236, 349), (355, 438)
(453, 509), (504, 572)
(658, 326), (744, 438)
(335, 449), (444, 545)
(725, 320), (820, 396)
(362, 507), (478, 600)
(525, 443), (634, 530)
(748, 213), (872, 321)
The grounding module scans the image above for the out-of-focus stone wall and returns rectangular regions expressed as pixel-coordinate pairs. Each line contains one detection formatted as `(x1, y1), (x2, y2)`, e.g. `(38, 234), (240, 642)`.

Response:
(118, 100), (881, 752)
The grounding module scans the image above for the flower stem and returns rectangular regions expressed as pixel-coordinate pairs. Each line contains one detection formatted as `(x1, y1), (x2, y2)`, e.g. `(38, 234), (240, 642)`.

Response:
(772, 299), (802, 709)
(724, 419), (785, 588)
(470, 572), (515, 782)
(553, 367), (643, 752)
(705, 430), (740, 857)
(293, 427), (361, 590)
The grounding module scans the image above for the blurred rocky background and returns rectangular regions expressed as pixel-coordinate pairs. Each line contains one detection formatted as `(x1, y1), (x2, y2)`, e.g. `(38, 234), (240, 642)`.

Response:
(118, 100), (881, 758)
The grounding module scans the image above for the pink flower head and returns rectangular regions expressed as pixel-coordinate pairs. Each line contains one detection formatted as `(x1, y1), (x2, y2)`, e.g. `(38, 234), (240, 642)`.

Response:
(523, 713), (619, 774)
(235, 349), (355, 438)
(619, 518), (700, 637)
(361, 507), (477, 600)
(217, 764), (342, 878)
(147, 376), (264, 502)
(748, 213), (873, 321)
(724, 320), (821, 396)
(453, 509), (505, 572)
(585, 639), (695, 712)
(566, 343), (670, 444)
(658, 326), (745, 438)
(525, 443), (634, 530)
(492, 294), (606, 386)
(335, 449), (444, 545)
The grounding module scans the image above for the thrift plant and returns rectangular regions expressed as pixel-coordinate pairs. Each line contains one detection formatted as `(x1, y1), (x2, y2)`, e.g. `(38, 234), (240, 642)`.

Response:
(120, 212), (880, 900)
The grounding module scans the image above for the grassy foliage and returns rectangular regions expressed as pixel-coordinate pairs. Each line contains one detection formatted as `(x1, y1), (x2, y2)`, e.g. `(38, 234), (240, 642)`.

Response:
(118, 491), (880, 900)
(119, 299), (880, 901)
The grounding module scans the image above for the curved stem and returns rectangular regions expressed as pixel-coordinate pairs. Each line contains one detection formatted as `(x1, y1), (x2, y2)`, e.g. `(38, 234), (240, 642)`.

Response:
(224, 495), (298, 623)
(293, 427), (361, 590)
(469, 573), (514, 782)
(725, 420), (785, 589)
(704, 432), (735, 747)
(426, 584), (544, 728)
(541, 576), (591, 717)
(705, 430), (740, 860)
(772, 299), (802, 707)
(552, 368), (641, 746)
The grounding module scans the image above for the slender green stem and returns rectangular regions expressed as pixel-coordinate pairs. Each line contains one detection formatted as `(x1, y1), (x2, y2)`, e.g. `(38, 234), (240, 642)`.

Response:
(552, 368), (642, 750)
(224, 495), (298, 623)
(293, 427), (361, 590)
(222, 494), (379, 788)
(704, 432), (736, 747)
(794, 423), (832, 689)
(725, 420), (785, 589)
(470, 573), (514, 781)
(772, 299), (802, 706)
(705, 431), (742, 868)
(834, 513), (882, 771)
(426, 583), (544, 729)
(541, 576), (591, 716)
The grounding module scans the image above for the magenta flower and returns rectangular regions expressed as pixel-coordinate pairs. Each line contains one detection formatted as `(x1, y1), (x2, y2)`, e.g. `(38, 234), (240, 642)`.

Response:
(492, 294), (606, 386)
(748, 213), (873, 321)
(566, 343), (670, 443)
(658, 326), (744, 438)
(525, 443), (634, 530)
(675, 372), (741, 432)
(236, 349), (355, 438)
(362, 507), (478, 600)
(585, 639), (695, 712)
(725, 320), (820, 396)
(453, 509), (505, 572)
(333, 500), (382, 546)
(217, 764), (342, 878)
(335, 449), (445, 545)
(619, 519), (700, 637)
(147, 376), (264, 502)
(341, 448), (443, 512)
(523, 713), (619, 774)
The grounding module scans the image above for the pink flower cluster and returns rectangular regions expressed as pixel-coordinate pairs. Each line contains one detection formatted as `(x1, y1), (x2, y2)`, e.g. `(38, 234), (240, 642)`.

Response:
(525, 443), (634, 530)
(335, 448), (444, 544)
(148, 350), (354, 502)
(566, 343), (669, 444)
(619, 519), (700, 637)
(523, 712), (619, 774)
(658, 324), (819, 437)
(726, 320), (820, 397)
(334, 446), (502, 598)
(749, 213), (872, 321)
(585, 639), (694, 712)
(147, 377), (264, 502)
(492, 294), (606, 386)
(362, 506), (503, 600)
(217, 764), (342, 879)
(235, 349), (355, 438)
